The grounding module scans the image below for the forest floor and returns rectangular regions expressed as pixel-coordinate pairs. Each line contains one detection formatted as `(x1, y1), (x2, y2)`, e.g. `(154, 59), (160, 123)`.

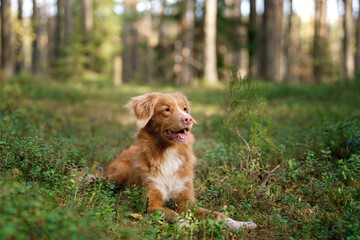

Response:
(1, 75), (360, 239)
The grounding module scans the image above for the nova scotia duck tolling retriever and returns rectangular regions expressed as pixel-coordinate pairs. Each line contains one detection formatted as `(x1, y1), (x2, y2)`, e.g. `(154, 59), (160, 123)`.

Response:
(104, 92), (257, 230)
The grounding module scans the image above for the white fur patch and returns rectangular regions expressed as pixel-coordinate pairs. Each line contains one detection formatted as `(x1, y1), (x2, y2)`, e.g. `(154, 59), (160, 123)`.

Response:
(216, 216), (257, 230)
(149, 148), (190, 201)
(170, 95), (188, 116)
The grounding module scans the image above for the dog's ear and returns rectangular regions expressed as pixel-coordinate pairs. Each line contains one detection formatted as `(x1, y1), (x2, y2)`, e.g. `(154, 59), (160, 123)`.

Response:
(126, 93), (159, 129)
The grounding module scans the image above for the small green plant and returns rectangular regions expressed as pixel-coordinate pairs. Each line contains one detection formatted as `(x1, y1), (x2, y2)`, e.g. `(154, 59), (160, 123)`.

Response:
(224, 70), (279, 174)
(123, 185), (147, 213)
(1, 76), (360, 239)
(0, 181), (122, 240)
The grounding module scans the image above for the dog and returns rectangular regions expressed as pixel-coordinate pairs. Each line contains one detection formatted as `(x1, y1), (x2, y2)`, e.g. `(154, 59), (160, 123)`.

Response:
(104, 92), (257, 230)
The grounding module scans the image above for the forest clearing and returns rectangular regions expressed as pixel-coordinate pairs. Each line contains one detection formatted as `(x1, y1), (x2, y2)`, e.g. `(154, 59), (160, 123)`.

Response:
(1, 0), (360, 239)
(1, 76), (359, 239)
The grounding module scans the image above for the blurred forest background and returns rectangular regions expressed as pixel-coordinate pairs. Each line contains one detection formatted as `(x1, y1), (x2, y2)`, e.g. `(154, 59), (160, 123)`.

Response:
(1, 0), (360, 84)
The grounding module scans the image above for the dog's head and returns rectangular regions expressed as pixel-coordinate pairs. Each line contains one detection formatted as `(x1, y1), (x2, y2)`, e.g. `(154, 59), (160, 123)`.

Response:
(126, 92), (195, 144)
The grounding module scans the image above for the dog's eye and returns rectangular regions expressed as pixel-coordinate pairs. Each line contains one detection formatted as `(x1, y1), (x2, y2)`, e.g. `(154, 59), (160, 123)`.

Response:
(165, 108), (170, 112)
(184, 107), (187, 111)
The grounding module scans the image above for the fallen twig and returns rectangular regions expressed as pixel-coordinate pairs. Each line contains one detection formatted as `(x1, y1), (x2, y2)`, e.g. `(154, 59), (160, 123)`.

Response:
(261, 164), (280, 186)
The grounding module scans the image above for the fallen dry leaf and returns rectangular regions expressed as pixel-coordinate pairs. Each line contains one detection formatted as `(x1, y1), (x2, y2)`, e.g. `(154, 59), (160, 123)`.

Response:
(129, 213), (143, 220)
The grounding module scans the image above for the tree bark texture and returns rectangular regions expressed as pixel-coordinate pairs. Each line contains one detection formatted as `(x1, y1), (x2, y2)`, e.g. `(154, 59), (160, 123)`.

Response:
(204, 0), (218, 84)
(1, 0), (13, 79)
(261, 0), (283, 82)
(343, 0), (354, 79)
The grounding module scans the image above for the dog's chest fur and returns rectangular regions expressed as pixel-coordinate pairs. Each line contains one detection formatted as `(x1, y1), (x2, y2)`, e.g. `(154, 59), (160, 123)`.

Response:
(149, 148), (190, 201)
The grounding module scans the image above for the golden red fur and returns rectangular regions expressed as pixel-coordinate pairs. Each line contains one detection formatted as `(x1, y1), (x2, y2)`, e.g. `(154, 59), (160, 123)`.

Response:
(104, 92), (257, 230)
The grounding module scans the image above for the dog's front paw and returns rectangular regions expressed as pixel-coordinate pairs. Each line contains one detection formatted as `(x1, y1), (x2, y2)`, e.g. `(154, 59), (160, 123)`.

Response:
(223, 217), (257, 230)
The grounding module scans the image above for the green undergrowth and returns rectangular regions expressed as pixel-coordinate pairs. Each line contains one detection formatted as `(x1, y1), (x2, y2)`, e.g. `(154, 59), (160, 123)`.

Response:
(1, 75), (360, 239)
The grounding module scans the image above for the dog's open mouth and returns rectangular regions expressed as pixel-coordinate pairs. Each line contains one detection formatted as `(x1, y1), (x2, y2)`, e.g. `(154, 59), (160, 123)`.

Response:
(163, 128), (189, 143)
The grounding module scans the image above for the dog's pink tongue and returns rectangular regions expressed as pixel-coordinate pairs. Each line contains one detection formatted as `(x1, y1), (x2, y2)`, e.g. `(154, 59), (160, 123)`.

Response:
(176, 132), (188, 142)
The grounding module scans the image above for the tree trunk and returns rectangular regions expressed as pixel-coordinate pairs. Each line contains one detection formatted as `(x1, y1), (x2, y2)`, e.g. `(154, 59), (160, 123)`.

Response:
(159, 0), (173, 82)
(313, 0), (328, 83)
(248, 0), (257, 78)
(32, 0), (41, 74)
(113, 54), (122, 86)
(130, 9), (140, 80)
(122, 1), (132, 82)
(158, 0), (171, 81)
(179, 0), (195, 86)
(204, 0), (218, 84)
(284, 0), (293, 81)
(46, 1), (55, 69)
(224, 0), (247, 77)
(355, 0), (360, 76)
(65, 0), (74, 47)
(122, 0), (138, 82)
(15, 0), (24, 74)
(80, 0), (93, 43)
(145, 0), (154, 84)
(1, 0), (13, 80)
(225, 0), (241, 17)
(261, 0), (283, 82)
(54, 0), (64, 59)
(343, 0), (354, 79)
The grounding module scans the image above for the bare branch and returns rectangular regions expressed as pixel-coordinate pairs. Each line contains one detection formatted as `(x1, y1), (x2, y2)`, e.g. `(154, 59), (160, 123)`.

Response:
(261, 164), (280, 186)
(230, 123), (252, 167)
